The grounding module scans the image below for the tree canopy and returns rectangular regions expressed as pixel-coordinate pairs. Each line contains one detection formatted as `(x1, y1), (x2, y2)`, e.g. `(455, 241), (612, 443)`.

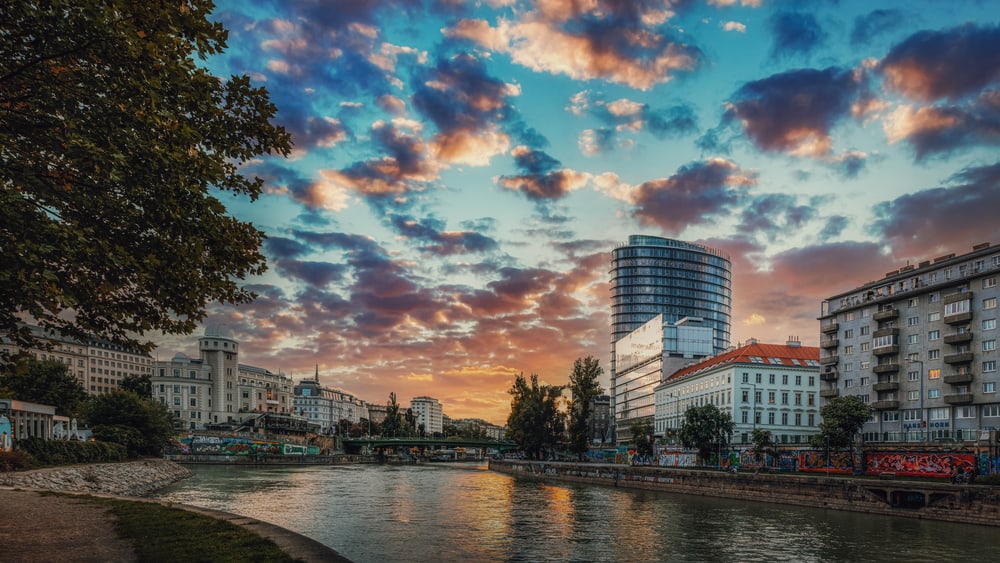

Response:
(629, 419), (654, 457)
(0, 357), (88, 417)
(0, 0), (292, 352)
(566, 356), (604, 459)
(506, 373), (564, 460)
(85, 389), (175, 457)
(678, 403), (734, 463)
(811, 395), (872, 450)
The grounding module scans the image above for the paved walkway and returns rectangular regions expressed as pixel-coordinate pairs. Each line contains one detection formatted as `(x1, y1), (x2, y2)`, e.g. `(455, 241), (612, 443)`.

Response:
(0, 487), (350, 562)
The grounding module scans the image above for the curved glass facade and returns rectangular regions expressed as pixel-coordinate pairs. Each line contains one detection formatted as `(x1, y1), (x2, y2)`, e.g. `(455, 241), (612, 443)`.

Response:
(611, 235), (732, 353)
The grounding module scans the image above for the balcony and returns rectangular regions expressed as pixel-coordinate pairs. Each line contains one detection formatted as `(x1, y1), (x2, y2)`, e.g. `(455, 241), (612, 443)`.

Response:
(873, 345), (899, 357)
(874, 308), (899, 321)
(820, 388), (840, 398)
(943, 372), (974, 385)
(945, 312), (973, 325)
(944, 331), (973, 345)
(873, 381), (899, 392)
(872, 400), (899, 410)
(873, 363), (900, 374)
(943, 352), (974, 364)
(819, 355), (839, 366)
(820, 338), (839, 349)
(874, 327), (899, 338)
(943, 393), (974, 405)
(821, 322), (839, 334)
(820, 370), (838, 381)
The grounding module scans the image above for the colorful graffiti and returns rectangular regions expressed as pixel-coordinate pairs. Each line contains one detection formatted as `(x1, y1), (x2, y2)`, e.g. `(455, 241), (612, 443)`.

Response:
(866, 452), (975, 478)
(166, 434), (291, 456)
(799, 450), (854, 474)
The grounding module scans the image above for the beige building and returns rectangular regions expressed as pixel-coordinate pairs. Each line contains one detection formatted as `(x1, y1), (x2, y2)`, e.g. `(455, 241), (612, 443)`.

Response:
(411, 396), (443, 435)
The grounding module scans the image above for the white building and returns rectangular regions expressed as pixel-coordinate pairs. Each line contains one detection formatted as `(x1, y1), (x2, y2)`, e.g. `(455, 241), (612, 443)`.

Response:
(411, 396), (443, 435)
(613, 315), (715, 442)
(293, 369), (369, 434)
(654, 339), (822, 445)
(151, 326), (293, 430)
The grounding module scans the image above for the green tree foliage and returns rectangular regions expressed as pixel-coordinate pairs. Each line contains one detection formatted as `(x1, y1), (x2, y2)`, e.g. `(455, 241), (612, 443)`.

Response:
(120, 373), (153, 399)
(750, 428), (776, 466)
(629, 419), (654, 457)
(810, 395), (872, 450)
(381, 392), (403, 437)
(84, 390), (175, 457)
(678, 404), (735, 463)
(0, 0), (292, 352)
(506, 373), (564, 460)
(0, 357), (87, 416)
(566, 356), (604, 460)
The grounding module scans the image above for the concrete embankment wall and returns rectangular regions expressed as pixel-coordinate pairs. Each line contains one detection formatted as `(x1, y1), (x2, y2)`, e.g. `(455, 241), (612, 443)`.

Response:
(490, 460), (1000, 527)
(0, 459), (192, 496)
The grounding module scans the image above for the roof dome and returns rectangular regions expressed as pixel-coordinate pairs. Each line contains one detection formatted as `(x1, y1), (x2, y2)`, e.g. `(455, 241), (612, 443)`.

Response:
(204, 324), (235, 339)
(172, 352), (190, 361)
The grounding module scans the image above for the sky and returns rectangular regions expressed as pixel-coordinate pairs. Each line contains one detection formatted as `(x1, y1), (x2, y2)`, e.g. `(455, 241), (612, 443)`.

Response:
(157, 0), (1000, 425)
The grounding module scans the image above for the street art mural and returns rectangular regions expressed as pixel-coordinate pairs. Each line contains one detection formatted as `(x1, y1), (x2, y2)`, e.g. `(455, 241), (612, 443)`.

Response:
(865, 451), (975, 478)
(799, 450), (855, 474)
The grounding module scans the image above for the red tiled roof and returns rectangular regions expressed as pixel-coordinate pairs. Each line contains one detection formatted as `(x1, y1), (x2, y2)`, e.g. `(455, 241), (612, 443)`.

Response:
(666, 341), (820, 382)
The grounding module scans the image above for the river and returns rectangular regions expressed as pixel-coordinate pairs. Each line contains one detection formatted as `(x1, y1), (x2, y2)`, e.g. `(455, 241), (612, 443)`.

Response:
(151, 462), (996, 562)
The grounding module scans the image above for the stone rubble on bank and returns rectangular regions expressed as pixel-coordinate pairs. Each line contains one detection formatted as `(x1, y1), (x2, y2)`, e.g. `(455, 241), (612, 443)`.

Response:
(0, 459), (192, 496)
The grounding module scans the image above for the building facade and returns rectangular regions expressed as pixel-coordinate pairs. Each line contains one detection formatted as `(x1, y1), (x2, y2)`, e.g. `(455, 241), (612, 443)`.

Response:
(292, 371), (369, 435)
(654, 340), (821, 445)
(613, 315), (715, 442)
(1, 324), (153, 395)
(819, 243), (1000, 443)
(610, 236), (732, 442)
(411, 396), (443, 435)
(151, 326), (294, 430)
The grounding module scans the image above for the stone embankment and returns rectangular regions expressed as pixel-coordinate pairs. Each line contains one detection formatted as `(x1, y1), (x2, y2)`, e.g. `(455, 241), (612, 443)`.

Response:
(490, 459), (1000, 527)
(0, 459), (192, 496)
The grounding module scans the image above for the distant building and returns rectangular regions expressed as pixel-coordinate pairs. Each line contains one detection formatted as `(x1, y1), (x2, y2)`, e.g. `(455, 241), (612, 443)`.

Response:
(588, 395), (612, 444)
(0, 398), (62, 441)
(613, 315), (715, 442)
(655, 339), (821, 445)
(820, 242), (1000, 443)
(292, 369), (369, 435)
(411, 396), (443, 435)
(367, 403), (387, 426)
(610, 235), (732, 442)
(1, 323), (152, 395)
(151, 326), (294, 430)
(452, 417), (504, 440)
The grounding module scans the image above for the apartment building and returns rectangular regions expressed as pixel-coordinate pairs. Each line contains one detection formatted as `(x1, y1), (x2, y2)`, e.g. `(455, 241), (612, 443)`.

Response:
(293, 371), (369, 434)
(411, 396), (443, 435)
(819, 243), (1000, 443)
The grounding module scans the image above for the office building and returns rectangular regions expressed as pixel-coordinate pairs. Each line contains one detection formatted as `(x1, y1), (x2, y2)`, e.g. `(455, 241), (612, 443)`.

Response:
(819, 243), (1000, 443)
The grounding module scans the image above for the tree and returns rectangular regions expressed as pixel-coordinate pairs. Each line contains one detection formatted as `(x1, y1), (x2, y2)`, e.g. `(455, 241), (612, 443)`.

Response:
(0, 1), (292, 352)
(566, 356), (604, 460)
(811, 396), (872, 450)
(120, 373), (152, 399)
(506, 373), (564, 460)
(0, 357), (87, 417)
(750, 428), (776, 467)
(382, 392), (403, 437)
(629, 419), (654, 458)
(84, 390), (175, 457)
(678, 404), (734, 464)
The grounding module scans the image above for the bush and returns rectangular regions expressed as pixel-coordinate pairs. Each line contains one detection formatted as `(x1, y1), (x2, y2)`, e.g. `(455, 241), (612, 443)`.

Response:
(15, 437), (127, 466)
(0, 449), (37, 472)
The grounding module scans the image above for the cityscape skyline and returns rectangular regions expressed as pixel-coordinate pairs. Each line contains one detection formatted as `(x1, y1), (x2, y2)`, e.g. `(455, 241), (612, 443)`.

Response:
(152, 1), (1000, 425)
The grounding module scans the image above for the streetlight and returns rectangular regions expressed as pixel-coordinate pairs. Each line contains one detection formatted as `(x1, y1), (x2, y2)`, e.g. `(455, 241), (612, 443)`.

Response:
(748, 382), (758, 437)
(907, 358), (925, 443)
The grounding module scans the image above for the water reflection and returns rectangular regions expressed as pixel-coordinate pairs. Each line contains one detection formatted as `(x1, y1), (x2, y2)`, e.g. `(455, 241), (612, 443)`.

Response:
(152, 464), (996, 562)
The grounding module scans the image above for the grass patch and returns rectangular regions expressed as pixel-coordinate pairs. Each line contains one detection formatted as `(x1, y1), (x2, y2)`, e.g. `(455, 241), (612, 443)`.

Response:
(85, 497), (301, 563)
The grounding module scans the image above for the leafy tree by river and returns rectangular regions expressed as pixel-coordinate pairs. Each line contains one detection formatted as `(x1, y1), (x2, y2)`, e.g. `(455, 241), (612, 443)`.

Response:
(679, 404), (734, 464)
(85, 390), (175, 457)
(567, 356), (604, 460)
(506, 373), (564, 460)
(811, 395), (872, 450)
(629, 420), (654, 457)
(0, 357), (87, 417)
(0, 0), (292, 353)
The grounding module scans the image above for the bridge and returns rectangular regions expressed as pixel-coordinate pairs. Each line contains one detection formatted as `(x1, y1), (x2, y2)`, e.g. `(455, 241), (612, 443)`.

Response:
(341, 437), (517, 455)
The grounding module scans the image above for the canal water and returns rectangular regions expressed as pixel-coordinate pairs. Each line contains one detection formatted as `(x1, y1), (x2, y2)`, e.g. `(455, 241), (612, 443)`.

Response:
(151, 463), (996, 562)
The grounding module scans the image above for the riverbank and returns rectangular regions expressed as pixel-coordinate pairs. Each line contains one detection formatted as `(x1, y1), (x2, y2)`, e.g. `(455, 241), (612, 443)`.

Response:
(1, 459), (349, 561)
(490, 459), (1000, 527)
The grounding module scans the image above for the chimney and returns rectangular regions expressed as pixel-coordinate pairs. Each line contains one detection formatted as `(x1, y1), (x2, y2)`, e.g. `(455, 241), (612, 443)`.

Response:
(786, 336), (801, 348)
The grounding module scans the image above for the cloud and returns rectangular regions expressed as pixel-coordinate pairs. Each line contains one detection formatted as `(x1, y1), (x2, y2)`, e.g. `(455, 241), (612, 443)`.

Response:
(388, 213), (500, 255)
(828, 150), (869, 178)
(850, 9), (905, 45)
(767, 11), (826, 59)
(870, 161), (1000, 256)
(444, 2), (705, 90)
(721, 66), (865, 157)
(738, 193), (817, 242)
(723, 21), (747, 33)
(568, 91), (698, 154)
(496, 146), (589, 201)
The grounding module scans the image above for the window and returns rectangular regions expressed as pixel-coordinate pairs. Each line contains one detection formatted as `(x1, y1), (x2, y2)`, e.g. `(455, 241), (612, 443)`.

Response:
(808, 414), (815, 426)
(928, 389), (941, 399)
(882, 411), (899, 421)
(844, 379), (855, 388)
(929, 292), (941, 303)
(742, 390), (749, 402)
(945, 300), (970, 316)
(985, 277), (997, 289)
(860, 342), (871, 352)
(984, 404), (1000, 417)
(768, 412), (775, 425)
(742, 372), (749, 383)
(845, 345), (855, 354)
(795, 392), (802, 405)
(808, 393), (815, 406)
(768, 391), (775, 404)
(873, 335), (897, 349)
(769, 374), (776, 384)
(929, 349), (940, 360)
(809, 376), (815, 386)
(860, 376), (870, 386)
(985, 297), (997, 310)
(984, 319), (997, 331)
(908, 316), (920, 326)
(928, 330), (940, 341)
(908, 390), (919, 400)
(781, 413), (788, 425)
(189, 370), (196, 379)
(756, 373), (762, 384)
(957, 406), (976, 418)
(929, 407), (949, 420)
(755, 391), (762, 403)
(173, 397), (181, 406)
(845, 329), (854, 339)
(781, 392), (789, 404)
(907, 334), (920, 344)
(782, 374), (788, 385)
(189, 398), (197, 407)
(908, 298), (919, 307)
(861, 361), (871, 369)
(984, 339), (997, 351)
(984, 361), (997, 373)
(903, 409), (920, 421)
(173, 385), (180, 393)
(795, 413), (801, 425)
(860, 326), (870, 336)
(741, 411), (748, 424)
(795, 375), (801, 386)
(928, 369), (941, 380)
(845, 362), (854, 372)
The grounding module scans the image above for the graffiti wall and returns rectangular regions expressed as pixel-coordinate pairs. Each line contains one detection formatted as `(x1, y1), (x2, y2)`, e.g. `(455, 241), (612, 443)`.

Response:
(799, 450), (855, 474)
(865, 451), (975, 478)
(167, 434), (284, 456)
(658, 452), (697, 467)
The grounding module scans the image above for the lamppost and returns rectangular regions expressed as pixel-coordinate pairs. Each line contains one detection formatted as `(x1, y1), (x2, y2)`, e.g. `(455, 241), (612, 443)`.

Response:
(668, 392), (678, 444)
(908, 358), (925, 443)
(748, 382), (758, 438)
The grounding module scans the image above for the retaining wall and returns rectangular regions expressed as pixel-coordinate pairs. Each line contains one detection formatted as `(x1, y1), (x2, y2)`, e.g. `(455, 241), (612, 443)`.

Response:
(0, 459), (192, 496)
(490, 460), (1000, 527)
